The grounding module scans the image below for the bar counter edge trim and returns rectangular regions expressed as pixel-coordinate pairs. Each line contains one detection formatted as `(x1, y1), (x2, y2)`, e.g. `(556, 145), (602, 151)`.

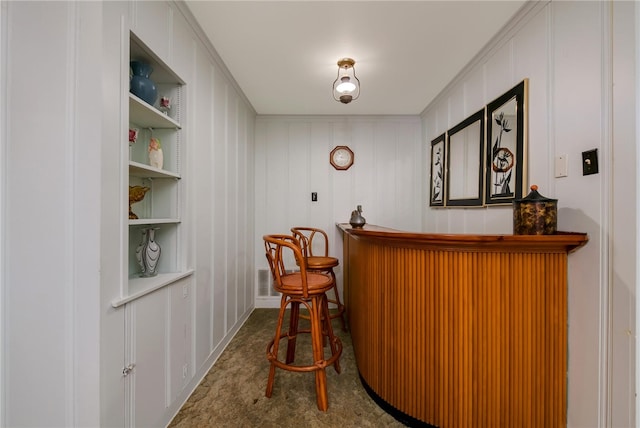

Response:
(336, 223), (588, 253)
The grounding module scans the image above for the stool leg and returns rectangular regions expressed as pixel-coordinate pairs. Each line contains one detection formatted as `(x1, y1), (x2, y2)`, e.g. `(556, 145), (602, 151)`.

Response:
(266, 295), (288, 398)
(286, 301), (300, 364)
(329, 270), (347, 332)
(321, 293), (341, 374)
(310, 295), (329, 411)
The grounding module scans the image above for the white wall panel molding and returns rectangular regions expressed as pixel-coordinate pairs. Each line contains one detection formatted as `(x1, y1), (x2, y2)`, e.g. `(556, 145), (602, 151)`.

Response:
(0, 0), (7, 424)
(422, 1), (636, 425)
(254, 115), (421, 308)
(608, 2), (637, 427)
(124, 304), (135, 427)
(637, 3), (640, 425)
(164, 3), (255, 423)
(129, 1), (172, 63)
(63, 3), (79, 426)
(0, 1), (255, 427)
(257, 114), (420, 124)
(100, 3), (129, 426)
(2, 2), (102, 426)
(598, 2), (614, 426)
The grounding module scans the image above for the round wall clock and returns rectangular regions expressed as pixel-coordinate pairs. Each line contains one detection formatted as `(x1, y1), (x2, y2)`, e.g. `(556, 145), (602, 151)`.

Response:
(330, 145), (354, 170)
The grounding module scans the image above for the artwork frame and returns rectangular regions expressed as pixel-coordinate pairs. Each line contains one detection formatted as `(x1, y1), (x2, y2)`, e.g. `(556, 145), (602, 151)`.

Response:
(445, 109), (485, 207)
(485, 79), (528, 205)
(429, 133), (446, 207)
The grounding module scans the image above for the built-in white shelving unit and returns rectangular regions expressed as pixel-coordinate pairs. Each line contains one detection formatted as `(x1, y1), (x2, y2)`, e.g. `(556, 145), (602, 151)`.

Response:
(113, 31), (191, 307)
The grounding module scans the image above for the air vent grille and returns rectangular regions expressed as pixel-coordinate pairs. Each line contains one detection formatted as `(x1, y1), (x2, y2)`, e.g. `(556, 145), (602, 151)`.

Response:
(258, 269), (298, 297)
(257, 269), (279, 297)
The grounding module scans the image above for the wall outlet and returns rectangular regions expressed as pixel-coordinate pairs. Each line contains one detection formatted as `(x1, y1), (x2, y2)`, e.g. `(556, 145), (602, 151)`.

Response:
(554, 154), (568, 178)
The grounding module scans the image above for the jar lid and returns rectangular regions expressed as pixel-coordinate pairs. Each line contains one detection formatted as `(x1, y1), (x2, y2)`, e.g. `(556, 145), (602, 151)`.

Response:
(515, 185), (558, 203)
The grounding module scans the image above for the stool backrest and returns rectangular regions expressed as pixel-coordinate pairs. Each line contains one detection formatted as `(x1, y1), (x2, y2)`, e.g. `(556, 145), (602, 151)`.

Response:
(291, 227), (330, 259)
(263, 234), (310, 297)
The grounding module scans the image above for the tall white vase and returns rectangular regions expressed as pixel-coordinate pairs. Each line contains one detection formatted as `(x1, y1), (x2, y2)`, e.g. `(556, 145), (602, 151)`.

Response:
(135, 229), (147, 275)
(140, 227), (161, 277)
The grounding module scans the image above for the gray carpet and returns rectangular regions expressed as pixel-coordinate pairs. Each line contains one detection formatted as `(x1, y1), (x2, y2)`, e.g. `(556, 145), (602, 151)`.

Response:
(168, 308), (405, 427)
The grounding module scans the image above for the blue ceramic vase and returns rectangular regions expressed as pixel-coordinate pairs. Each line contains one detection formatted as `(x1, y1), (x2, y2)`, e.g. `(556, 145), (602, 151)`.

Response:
(130, 61), (158, 106)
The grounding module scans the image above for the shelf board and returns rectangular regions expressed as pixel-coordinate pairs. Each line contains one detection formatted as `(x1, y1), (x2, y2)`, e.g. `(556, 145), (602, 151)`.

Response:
(130, 31), (186, 85)
(129, 161), (180, 178)
(111, 270), (195, 307)
(129, 218), (181, 226)
(129, 94), (181, 129)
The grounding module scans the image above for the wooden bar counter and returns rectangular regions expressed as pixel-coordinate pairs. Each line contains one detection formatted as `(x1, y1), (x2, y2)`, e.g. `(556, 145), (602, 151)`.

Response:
(337, 223), (588, 427)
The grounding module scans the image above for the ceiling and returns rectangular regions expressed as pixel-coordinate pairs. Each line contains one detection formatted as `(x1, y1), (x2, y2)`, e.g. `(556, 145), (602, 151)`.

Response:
(185, 1), (527, 116)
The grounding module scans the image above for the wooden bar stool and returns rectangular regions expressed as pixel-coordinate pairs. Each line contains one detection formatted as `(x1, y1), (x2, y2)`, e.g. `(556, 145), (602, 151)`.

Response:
(263, 234), (342, 411)
(291, 227), (346, 331)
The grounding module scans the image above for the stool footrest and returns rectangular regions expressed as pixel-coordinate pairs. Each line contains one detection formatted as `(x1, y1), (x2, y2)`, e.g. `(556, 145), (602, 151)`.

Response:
(266, 331), (343, 373)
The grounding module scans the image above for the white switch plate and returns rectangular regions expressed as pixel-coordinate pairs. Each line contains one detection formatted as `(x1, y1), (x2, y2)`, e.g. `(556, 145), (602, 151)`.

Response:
(555, 154), (568, 178)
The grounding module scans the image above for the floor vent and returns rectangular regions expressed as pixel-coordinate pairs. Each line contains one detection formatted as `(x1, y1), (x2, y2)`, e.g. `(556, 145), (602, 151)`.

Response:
(258, 269), (279, 297)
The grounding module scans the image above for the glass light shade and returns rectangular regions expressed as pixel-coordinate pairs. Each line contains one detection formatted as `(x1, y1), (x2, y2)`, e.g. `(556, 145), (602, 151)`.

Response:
(336, 77), (356, 93)
(332, 58), (360, 104)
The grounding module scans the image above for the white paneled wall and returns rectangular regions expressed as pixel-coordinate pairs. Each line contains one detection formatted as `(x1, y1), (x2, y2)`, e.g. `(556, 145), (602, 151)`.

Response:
(254, 116), (421, 307)
(1, 2), (102, 427)
(421, 1), (636, 426)
(110, 1), (256, 426)
(1, 1), (255, 427)
(109, 1), (257, 426)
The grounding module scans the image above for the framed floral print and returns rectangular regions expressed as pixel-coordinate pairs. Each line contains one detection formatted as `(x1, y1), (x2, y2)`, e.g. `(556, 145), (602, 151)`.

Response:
(429, 133), (446, 207)
(485, 79), (528, 205)
(445, 109), (485, 207)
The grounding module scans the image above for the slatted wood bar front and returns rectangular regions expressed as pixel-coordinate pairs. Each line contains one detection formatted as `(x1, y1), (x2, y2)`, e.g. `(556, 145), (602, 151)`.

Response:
(338, 224), (588, 428)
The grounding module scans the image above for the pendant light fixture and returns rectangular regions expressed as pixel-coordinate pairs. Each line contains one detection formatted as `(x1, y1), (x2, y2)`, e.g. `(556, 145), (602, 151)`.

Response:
(332, 58), (360, 104)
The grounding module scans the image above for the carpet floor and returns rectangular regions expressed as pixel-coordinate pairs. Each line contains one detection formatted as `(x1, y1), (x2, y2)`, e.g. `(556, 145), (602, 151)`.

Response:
(168, 308), (405, 427)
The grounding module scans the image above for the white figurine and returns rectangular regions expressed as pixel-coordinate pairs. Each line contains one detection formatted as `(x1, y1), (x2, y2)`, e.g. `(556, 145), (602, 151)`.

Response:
(148, 137), (163, 169)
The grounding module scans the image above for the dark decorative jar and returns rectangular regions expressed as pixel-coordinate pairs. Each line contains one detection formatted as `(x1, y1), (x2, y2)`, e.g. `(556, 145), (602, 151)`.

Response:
(349, 205), (366, 228)
(130, 61), (158, 106)
(513, 185), (557, 235)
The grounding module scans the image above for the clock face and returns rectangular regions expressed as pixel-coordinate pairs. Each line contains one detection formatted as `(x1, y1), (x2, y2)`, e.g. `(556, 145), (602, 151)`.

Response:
(330, 146), (354, 170)
(333, 149), (351, 166)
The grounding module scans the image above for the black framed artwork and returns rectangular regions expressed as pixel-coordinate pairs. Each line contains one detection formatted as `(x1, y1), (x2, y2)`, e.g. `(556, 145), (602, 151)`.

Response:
(429, 133), (446, 207)
(485, 79), (528, 205)
(445, 109), (485, 207)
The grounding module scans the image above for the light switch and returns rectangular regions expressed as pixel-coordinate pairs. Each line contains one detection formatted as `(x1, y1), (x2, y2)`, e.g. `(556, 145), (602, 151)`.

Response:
(582, 149), (599, 175)
(555, 154), (568, 178)
(311, 192), (317, 202)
